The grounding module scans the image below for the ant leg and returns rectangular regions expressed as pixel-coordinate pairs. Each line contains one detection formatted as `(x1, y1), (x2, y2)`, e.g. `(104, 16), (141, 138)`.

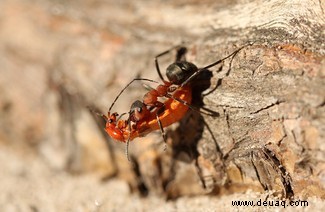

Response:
(125, 139), (131, 161)
(109, 78), (158, 112)
(175, 46), (188, 62)
(125, 113), (132, 162)
(116, 112), (128, 122)
(156, 106), (167, 150)
(180, 42), (253, 87)
(155, 44), (184, 82)
(194, 158), (207, 189)
(202, 118), (223, 156)
(166, 93), (219, 117)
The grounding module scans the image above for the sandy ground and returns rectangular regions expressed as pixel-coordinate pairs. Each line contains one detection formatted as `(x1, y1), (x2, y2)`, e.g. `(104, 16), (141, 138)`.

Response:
(0, 146), (324, 212)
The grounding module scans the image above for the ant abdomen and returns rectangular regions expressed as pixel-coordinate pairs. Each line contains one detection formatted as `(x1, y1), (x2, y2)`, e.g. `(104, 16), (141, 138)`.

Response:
(166, 61), (198, 85)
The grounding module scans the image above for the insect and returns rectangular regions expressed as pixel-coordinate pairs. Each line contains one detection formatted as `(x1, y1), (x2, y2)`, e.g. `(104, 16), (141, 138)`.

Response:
(100, 43), (252, 161)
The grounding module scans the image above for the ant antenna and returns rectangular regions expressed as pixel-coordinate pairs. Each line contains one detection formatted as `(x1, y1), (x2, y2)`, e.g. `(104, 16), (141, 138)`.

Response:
(116, 112), (128, 122)
(108, 78), (159, 112)
(126, 139), (131, 162)
(87, 106), (108, 121)
(180, 42), (254, 87)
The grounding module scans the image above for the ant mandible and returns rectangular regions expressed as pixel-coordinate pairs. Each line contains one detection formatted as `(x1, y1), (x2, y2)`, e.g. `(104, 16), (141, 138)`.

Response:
(101, 43), (252, 161)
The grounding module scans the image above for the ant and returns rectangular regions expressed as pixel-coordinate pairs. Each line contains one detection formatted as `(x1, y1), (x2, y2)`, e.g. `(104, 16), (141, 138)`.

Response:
(99, 43), (252, 161)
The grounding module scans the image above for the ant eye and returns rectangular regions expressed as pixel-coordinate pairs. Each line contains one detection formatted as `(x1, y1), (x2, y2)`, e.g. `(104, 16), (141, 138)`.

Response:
(137, 107), (142, 113)
(180, 64), (187, 70)
(108, 119), (113, 123)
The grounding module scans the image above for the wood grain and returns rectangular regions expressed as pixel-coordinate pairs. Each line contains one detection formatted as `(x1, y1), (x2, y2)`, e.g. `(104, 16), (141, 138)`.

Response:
(0, 0), (324, 200)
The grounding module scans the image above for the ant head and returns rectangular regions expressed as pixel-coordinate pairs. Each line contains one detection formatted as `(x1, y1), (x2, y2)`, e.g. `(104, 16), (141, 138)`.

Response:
(105, 112), (126, 142)
(107, 112), (118, 123)
(130, 100), (149, 122)
(166, 61), (198, 85)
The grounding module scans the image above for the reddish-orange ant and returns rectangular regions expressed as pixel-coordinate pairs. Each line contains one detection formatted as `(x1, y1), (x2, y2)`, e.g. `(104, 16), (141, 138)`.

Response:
(99, 43), (252, 161)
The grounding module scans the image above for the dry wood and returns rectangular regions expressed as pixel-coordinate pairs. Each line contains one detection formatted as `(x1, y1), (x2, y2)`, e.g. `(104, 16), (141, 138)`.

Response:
(0, 0), (324, 200)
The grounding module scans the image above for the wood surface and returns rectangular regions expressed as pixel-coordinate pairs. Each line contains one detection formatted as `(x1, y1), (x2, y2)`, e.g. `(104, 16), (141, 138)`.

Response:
(0, 0), (324, 201)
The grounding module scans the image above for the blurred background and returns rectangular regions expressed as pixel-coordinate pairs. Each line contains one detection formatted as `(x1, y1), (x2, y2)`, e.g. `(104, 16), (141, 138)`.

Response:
(0, 0), (324, 211)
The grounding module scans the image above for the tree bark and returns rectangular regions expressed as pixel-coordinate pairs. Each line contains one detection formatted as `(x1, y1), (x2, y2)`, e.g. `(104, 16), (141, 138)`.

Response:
(0, 0), (324, 200)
